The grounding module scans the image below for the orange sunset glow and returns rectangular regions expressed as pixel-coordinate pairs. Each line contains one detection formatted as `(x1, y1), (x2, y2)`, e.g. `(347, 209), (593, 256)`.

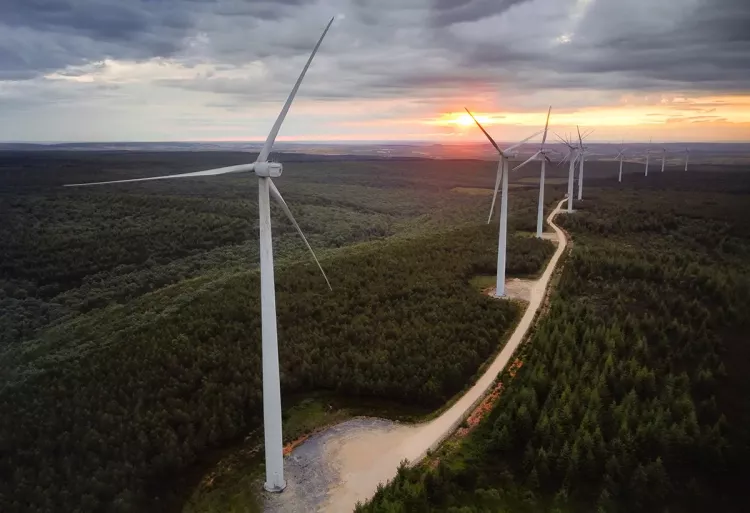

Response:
(423, 94), (750, 142)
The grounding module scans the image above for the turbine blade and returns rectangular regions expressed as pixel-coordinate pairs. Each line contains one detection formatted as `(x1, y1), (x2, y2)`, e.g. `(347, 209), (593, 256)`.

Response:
(269, 179), (332, 290)
(256, 17), (334, 163)
(512, 151), (541, 171)
(488, 160), (502, 224)
(557, 150), (571, 167)
(64, 164), (255, 187)
(503, 129), (543, 153)
(464, 108), (503, 155)
(577, 125), (583, 148)
(554, 132), (572, 148)
(541, 106), (552, 146)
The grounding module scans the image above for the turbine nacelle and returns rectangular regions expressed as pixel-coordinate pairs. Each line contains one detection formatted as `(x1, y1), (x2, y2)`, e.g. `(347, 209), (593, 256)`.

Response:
(255, 162), (283, 177)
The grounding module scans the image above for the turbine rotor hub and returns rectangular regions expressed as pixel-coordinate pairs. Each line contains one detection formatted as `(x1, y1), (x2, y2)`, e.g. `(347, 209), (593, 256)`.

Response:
(254, 161), (283, 178)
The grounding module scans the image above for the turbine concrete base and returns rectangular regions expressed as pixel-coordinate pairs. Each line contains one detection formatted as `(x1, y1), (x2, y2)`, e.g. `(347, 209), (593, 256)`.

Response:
(485, 279), (535, 303)
(264, 480), (288, 493)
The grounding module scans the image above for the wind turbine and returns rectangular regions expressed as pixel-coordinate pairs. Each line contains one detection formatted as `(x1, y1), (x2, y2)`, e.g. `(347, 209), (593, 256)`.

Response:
(576, 126), (592, 201)
(644, 138), (652, 176)
(555, 133), (578, 213)
(513, 107), (553, 238)
(660, 146), (667, 172)
(616, 143), (626, 183)
(684, 148), (690, 171)
(464, 109), (542, 297)
(63, 17), (336, 493)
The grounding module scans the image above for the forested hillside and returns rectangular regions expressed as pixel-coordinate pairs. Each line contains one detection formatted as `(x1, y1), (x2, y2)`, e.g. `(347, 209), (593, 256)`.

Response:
(0, 152), (548, 350)
(359, 171), (750, 513)
(0, 152), (556, 512)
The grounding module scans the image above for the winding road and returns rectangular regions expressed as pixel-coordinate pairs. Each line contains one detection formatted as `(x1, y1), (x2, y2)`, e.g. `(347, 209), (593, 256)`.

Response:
(265, 198), (570, 512)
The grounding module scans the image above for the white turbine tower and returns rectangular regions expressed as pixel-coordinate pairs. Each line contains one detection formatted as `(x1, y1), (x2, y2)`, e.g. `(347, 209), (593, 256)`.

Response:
(660, 146), (667, 172)
(555, 133), (578, 213)
(464, 109), (542, 297)
(513, 107), (553, 238)
(576, 126), (591, 201)
(644, 138), (652, 176)
(63, 17), (336, 493)
(684, 148), (690, 171)
(616, 144), (626, 183)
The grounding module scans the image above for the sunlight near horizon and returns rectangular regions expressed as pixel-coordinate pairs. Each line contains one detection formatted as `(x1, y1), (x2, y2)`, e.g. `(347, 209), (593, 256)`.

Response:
(424, 96), (750, 142)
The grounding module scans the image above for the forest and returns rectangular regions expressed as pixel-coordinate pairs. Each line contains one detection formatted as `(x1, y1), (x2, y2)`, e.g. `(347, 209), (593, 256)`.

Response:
(0, 152), (557, 512)
(358, 170), (750, 512)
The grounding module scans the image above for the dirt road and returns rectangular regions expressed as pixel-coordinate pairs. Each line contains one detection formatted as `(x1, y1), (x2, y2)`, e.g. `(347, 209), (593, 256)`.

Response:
(266, 198), (570, 512)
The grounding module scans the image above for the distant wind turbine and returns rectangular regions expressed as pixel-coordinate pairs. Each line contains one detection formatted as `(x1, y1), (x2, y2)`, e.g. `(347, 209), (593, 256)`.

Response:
(576, 126), (592, 201)
(684, 148), (690, 171)
(616, 143), (626, 183)
(513, 106), (553, 238)
(645, 138), (652, 176)
(464, 108), (542, 297)
(660, 146), (667, 172)
(555, 132), (578, 213)
(64, 17), (336, 493)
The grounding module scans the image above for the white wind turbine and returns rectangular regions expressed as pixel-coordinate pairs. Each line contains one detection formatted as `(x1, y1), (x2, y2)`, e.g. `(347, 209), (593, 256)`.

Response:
(513, 107), (553, 238)
(644, 138), (652, 176)
(555, 133), (578, 213)
(616, 143), (626, 183)
(684, 148), (690, 171)
(575, 126), (593, 201)
(660, 146), (667, 172)
(464, 109), (542, 297)
(64, 17), (336, 493)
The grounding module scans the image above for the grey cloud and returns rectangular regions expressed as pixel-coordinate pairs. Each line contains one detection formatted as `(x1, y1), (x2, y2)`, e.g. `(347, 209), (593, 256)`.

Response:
(2, 0), (200, 41)
(152, 0), (750, 111)
(0, 0), (208, 79)
(2, 0), (750, 111)
(429, 0), (531, 27)
(545, 0), (750, 90)
(0, 0), (309, 79)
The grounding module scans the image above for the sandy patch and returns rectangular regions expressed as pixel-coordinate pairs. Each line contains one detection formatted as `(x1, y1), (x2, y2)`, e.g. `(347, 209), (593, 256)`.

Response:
(484, 277), (535, 302)
(322, 420), (419, 511)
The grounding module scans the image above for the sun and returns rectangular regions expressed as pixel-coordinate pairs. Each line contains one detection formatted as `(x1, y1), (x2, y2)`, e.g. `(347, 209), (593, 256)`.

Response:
(431, 112), (496, 127)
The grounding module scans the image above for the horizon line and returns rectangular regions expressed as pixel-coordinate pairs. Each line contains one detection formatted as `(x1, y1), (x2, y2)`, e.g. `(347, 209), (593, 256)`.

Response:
(2, 139), (749, 145)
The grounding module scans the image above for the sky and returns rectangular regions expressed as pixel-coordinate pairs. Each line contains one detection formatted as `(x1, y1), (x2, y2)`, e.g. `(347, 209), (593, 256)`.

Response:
(1, 0), (749, 143)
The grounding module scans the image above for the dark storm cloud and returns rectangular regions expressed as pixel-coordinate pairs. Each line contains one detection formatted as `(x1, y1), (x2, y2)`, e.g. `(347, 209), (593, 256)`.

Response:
(429, 0), (531, 26)
(0, 0), (203, 79)
(3, 0), (190, 41)
(0, 0), (307, 79)
(2, 0), (750, 101)
(547, 0), (750, 90)
(392, 0), (750, 98)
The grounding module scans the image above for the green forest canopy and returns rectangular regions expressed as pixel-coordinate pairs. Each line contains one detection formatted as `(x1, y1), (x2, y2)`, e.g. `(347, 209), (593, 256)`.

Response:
(0, 152), (557, 512)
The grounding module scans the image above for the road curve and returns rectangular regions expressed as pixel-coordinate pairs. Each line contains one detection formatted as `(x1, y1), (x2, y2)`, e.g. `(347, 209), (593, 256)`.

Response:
(411, 197), (570, 461)
(272, 198), (570, 512)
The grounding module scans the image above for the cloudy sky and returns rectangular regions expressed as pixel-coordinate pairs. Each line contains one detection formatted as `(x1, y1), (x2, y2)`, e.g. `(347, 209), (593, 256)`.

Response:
(1, 0), (749, 143)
